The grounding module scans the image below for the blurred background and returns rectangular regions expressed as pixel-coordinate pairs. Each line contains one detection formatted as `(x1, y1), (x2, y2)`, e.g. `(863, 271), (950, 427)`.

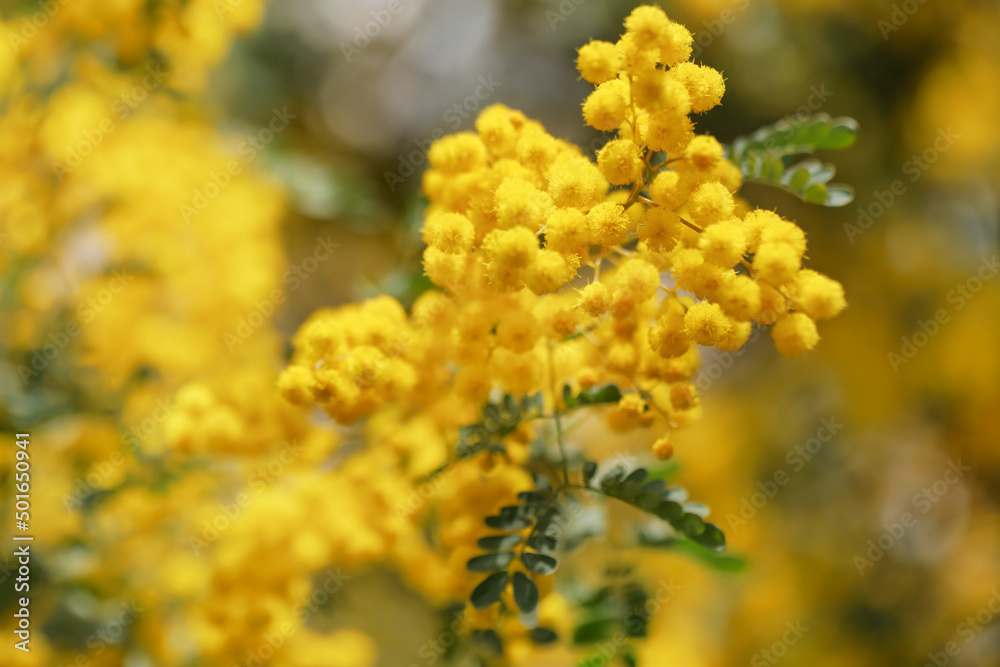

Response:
(2, 0), (999, 665)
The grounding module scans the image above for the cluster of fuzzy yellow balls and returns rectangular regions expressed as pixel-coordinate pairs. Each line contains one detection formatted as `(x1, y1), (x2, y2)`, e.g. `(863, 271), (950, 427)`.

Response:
(279, 5), (846, 461)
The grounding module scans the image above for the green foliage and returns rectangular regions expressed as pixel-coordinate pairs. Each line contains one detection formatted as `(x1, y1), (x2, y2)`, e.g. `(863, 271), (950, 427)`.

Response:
(726, 113), (859, 207)
(583, 459), (728, 553)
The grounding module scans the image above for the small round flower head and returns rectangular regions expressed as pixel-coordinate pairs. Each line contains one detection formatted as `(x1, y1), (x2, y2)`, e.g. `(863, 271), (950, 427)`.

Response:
(616, 33), (660, 75)
(427, 132), (488, 174)
(547, 155), (607, 209)
(683, 300), (731, 346)
(754, 241), (801, 286)
(638, 207), (682, 250)
(576, 39), (623, 84)
(587, 201), (632, 246)
(614, 258), (660, 305)
(699, 218), (747, 267)
(659, 22), (693, 66)
(422, 212), (474, 254)
(645, 109), (693, 153)
(717, 273), (762, 321)
(771, 312), (819, 357)
(760, 219), (807, 257)
(423, 246), (467, 289)
(632, 70), (688, 111)
(578, 281), (610, 317)
(516, 125), (559, 174)
(757, 282), (789, 324)
(715, 318), (752, 351)
(669, 62), (725, 113)
(494, 178), (553, 230)
(496, 308), (538, 353)
(597, 138), (644, 185)
(475, 104), (526, 158)
(652, 435), (674, 460)
(687, 181), (735, 226)
(583, 79), (629, 131)
(794, 269), (846, 320)
(668, 246), (704, 286)
(650, 299), (690, 358)
(742, 209), (782, 252)
(686, 135), (723, 171)
(485, 226), (539, 272)
(648, 169), (685, 209)
(624, 5), (671, 48)
(526, 249), (576, 294)
(545, 207), (590, 256)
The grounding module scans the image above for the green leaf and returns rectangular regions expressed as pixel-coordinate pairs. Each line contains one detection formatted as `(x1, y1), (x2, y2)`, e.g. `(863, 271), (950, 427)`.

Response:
(689, 522), (727, 552)
(484, 514), (532, 531)
(477, 534), (523, 551)
(573, 618), (615, 644)
(526, 534), (558, 552)
(583, 461), (598, 486)
(680, 513), (706, 537)
(654, 500), (684, 522)
(816, 117), (860, 150)
(583, 384), (623, 405)
(518, 491), (550, 505)
(803, 182), (829, 204)
(530, 627), (559, 644)
(470, 571), (508, 608)
(624, 468), (648, 485)
(512, 572), (540, 613)
(725, 113), (858, 207)
(600, 467), (626, 492)
(635, 491), (661, 511)
(521, 552), (558, 575)
(467, 552), (515, 572)
(788, 166), (811, 191)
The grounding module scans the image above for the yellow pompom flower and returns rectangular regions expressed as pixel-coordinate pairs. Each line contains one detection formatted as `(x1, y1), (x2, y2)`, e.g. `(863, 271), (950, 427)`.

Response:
(683, 300), (731, 346)
(427, 132), (488, 174)
(576, 40), (623, 84)
(495, 178), (553, 230)
(475, 104), (526, 158)
(578, 281), (611, 317)
(597, 138), (645, 185)
(547, 155), (608, 209)
(659, 22), (693, 66)
(496, 309), (539, 353)
(423, 212), (475, 254)
(648, 170), (686, 209)
(526, 250), (576, 294)
(753, 241), (801, 286)
(760, 218), (807, 257)
(687, 181), (736, 227)
(686, 135), (724, 170)
(587, 201), (632, 246)
(717, 274), (762, 321)
(544, 208), (591, 256)
(582, 79), (629, 131)
(742, 209), (782, 252)
(771, 312), (820, 357)
(638, 207), (682, 250)
(652, 435), (674, 460)
(699, 218), (747, 267)
(669, 62), (726, 113)
(795, 269), (847, 320)
(624, 5), (671, 48)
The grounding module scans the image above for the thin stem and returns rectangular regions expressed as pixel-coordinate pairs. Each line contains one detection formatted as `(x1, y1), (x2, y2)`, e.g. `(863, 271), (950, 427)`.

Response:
(547, 340), (570, 485)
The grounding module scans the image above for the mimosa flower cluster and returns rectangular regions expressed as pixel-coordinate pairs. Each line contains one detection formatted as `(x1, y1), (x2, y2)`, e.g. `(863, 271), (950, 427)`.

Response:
(279, 5), (846, 462)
